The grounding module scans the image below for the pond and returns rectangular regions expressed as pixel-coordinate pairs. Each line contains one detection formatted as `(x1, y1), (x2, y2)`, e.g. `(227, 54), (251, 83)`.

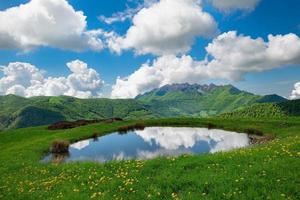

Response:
(43, 127), (250, 163)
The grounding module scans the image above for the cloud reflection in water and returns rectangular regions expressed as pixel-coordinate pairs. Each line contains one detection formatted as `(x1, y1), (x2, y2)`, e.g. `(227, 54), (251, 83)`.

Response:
(49, 127), (250, 163)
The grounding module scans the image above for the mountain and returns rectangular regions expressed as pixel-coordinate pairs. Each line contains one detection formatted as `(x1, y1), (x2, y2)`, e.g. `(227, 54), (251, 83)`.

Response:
(136, 83), (286, 117)
(0, 83), (287, 130)
(220, 99), (300, 118)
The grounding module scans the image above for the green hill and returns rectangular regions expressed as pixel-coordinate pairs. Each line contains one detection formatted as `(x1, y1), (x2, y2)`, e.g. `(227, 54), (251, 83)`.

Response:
(136, 83), (286, 117)
(0, 96), (154, 130)
(220, 99), (300, 118)
(7, 106), (65, 129)
(0, 83), (287, 130)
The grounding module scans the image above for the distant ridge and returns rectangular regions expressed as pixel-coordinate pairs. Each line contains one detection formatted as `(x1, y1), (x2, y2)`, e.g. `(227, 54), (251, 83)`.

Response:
(0, 83), (287, 130)
(136, 83), (286, 118)
(136, 83), (218, 98)
(221, 99), (300, 118)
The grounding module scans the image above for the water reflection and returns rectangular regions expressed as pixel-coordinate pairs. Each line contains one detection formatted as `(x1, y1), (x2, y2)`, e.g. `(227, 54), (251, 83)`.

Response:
(136, 127), (250, 153)
(70, 140), (90, 150)
(43, 127), (250, 163)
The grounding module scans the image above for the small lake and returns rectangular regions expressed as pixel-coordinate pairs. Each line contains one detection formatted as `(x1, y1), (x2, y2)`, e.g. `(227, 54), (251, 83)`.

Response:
(44, 127), (250, 163)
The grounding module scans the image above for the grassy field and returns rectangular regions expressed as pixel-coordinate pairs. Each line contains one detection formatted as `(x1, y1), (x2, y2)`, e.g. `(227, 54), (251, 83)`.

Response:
(0, 118), (299, 200)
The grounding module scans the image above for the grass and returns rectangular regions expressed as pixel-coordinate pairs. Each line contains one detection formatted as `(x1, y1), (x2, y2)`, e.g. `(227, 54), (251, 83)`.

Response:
(0, 117), (299, 199)
(244, 128), (264, 136)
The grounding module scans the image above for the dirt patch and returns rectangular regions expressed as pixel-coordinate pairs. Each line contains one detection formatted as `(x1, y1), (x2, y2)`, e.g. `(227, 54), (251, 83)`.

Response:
(249, 134), (274, 145)
(48, 118), (123, 130)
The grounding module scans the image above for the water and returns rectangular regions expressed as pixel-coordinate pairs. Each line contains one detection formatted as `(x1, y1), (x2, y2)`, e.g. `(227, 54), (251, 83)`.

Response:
(44, 127), (250, 163)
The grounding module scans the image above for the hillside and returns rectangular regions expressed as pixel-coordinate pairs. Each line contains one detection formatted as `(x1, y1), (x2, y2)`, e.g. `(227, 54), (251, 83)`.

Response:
(136, 83), (286, 117)
(220, 99), (300, 118)
(0, 95), (154, 130)
(0, 84), (287, 130)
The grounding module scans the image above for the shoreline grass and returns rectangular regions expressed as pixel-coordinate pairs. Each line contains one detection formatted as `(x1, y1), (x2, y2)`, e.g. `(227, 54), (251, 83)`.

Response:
(0, 117), (299, 199)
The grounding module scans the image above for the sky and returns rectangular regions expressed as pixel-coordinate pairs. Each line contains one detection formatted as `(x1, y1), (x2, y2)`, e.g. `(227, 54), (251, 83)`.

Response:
(0, 0), (299, 99)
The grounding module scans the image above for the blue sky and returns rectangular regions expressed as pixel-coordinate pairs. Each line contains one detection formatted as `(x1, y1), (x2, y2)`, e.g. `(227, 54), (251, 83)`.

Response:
(0, 0), (299, 98)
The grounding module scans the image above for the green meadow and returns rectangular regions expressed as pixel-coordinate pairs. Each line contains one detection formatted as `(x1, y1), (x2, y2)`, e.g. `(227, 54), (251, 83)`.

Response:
(0, 118), (299, 200)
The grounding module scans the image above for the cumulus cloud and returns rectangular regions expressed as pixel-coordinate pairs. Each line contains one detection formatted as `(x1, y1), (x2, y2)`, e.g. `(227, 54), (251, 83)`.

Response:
(0, 60), (104, 98)
(0, 0), (104, 52)
(111, 31), (300, 98)
(205, 31), (300, 79)
(111, 55), (207, 98)
(290, 82), (300, 100)
(107, 0), (218, 55)
(209, 0), (261, 13)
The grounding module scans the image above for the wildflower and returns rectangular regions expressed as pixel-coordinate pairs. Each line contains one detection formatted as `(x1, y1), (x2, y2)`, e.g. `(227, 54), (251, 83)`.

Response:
(91, 193), (97, 198)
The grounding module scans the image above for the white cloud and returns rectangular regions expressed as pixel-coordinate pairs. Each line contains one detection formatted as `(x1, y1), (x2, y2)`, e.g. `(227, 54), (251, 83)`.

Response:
(209, 0), (261, 13)
(290, 82), (300, 100)
(99, 7), (137, 25)
(98, 0), (159, 24)
(111, 31), (300, 98)
(107, 0), (218, 55)
(0, 60), (104, 98)
(111, 55), (208, 98)
(0, 62), (45, 94)
(0, 0), (104, 52)
(205, 32), (300, 79)
(99, 5), (141, 25)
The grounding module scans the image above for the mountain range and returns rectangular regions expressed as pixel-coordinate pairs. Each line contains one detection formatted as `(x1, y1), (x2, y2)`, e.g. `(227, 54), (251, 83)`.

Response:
(136, 83), (286, 117)
(0, 83), (292, 130)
